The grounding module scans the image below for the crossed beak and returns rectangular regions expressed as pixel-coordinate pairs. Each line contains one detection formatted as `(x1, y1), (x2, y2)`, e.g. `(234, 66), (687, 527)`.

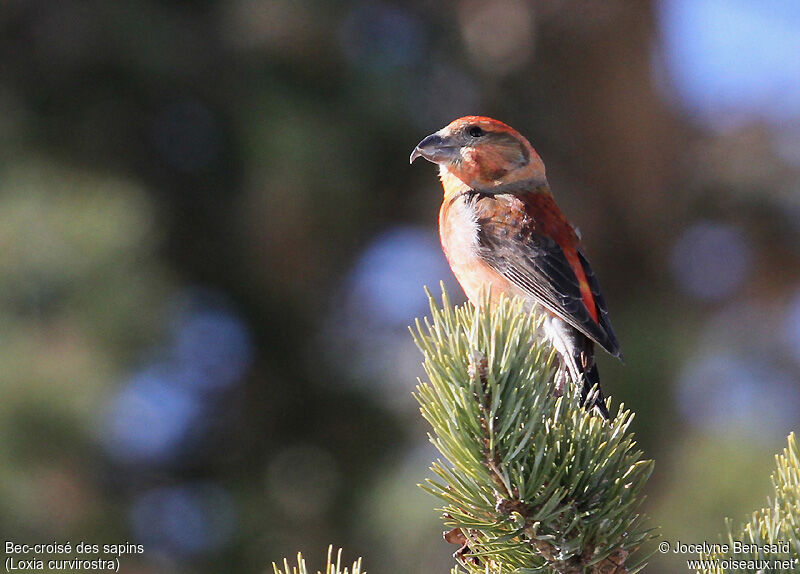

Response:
(409, 132), (460, 165)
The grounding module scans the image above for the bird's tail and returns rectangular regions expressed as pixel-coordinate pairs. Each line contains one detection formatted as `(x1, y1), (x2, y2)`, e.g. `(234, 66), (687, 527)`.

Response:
(544, 316), (611, 420)
(580, 363), (611, 421)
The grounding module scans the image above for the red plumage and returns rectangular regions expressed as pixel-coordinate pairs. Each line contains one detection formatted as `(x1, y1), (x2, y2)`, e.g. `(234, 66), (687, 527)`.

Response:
(412, 116), (621, 419)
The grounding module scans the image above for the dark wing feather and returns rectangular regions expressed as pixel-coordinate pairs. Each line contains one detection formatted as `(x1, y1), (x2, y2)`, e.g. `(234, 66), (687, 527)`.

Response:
(577, 251), (622, 358)
(477, 222), (621, 357)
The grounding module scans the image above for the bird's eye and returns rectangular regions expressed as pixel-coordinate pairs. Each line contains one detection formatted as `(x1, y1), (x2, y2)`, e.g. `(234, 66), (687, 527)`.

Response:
(468, 126), (484, 138)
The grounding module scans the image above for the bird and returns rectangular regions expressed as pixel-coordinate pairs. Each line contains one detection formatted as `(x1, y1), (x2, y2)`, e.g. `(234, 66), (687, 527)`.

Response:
(410, 116), (621, 419)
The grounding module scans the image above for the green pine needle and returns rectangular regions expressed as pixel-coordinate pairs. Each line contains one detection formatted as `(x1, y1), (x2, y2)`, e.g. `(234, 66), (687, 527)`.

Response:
(271, 546), (364, 574)
(412, 286), (656, 573)
(699, 433), (800, 573)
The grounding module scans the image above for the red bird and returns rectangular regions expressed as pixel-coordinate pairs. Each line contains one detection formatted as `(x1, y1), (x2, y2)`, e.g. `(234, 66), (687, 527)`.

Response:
(410, 116), (621, 419)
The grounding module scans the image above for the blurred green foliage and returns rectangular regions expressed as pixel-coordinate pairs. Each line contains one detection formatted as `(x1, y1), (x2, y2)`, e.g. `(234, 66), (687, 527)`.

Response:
(701, 433), (800, 573)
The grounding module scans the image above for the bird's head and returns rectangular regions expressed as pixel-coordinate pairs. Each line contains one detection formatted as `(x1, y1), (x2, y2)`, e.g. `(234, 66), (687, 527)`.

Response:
(410, 116), (546, 192)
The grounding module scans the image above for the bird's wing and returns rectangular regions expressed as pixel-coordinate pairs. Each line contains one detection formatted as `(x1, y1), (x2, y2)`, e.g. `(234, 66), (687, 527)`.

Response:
(477, 218), (621, 357)
(578, 251), (622, 358)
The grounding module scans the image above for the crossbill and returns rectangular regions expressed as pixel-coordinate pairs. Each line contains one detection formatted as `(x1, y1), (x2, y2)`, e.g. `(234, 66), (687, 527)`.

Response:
(410, 116), (621, 419)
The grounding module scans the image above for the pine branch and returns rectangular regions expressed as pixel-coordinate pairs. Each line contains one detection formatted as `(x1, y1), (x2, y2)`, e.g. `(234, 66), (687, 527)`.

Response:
(699, 433), (800, 573)
(271, 546), (364, 574)
(411, 286), (656, 573)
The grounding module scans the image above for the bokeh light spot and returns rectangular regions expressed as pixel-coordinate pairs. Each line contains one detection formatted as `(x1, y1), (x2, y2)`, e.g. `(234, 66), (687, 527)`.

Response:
(130, 483), (236, 556)
(457, 0), (534, 76)
(676, 352), (800, 439)
(104, 371), (205, 465)
(102, 288), (254, 467)
(347, 226), (453, 327)
(670, 221), (751, 301)
(171, 304), (254, 392)
(658, 0), (800, 129)
(340, 3), (424, 72)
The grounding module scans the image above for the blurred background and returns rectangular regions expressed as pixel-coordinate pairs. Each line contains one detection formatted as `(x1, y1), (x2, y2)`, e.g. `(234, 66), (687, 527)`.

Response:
(1, 0), (800, 572)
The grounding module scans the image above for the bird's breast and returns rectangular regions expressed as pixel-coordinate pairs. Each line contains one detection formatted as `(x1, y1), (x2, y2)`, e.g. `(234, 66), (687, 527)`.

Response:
(439, 194), (524, 305)
(439, 195), (480, 272)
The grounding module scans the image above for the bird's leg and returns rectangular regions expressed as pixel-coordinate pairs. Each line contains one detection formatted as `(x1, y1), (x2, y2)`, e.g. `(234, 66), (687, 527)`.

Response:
(553, 360), (568, 397)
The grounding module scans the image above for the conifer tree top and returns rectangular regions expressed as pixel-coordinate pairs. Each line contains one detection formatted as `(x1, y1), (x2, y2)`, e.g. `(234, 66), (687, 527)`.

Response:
(412, 287), (655, 573)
